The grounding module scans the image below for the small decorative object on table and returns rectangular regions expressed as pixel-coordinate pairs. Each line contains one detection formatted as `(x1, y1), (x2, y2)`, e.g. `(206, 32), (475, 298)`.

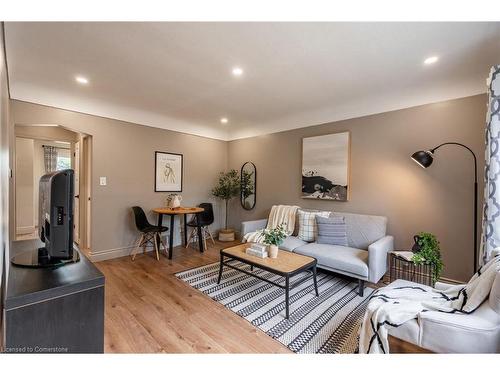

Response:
(261, 223), (287, 259)
(245, 243), (268, 258)
(166, 193), (182, 208)
(390, 232), (444, 286)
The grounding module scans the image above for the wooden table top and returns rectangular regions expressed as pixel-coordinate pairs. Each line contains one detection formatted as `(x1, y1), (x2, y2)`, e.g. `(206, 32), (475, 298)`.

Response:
(153, 207), (204, 215)
(221, 243), (316, 274)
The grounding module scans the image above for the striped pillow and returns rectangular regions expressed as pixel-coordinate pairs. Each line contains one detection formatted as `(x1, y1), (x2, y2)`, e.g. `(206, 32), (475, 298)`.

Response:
(316, 215), (348, 246)
(297, 210), (331, 242)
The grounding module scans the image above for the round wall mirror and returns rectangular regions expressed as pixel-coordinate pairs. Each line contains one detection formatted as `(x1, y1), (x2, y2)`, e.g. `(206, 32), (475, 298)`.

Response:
(240, 162), (256, 210)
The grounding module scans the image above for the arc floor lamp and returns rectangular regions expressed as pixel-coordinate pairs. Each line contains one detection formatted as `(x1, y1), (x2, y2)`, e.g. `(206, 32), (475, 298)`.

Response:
(411, 142), (478, 273)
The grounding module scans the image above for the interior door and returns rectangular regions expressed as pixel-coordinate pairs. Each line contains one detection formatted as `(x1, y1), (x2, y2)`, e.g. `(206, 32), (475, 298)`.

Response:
(73, 141), (80, 244)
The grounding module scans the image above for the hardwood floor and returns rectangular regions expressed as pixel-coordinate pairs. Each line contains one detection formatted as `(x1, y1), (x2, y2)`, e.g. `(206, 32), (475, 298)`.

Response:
(95, 239), (419, 354)
(95, 239), (291, 353)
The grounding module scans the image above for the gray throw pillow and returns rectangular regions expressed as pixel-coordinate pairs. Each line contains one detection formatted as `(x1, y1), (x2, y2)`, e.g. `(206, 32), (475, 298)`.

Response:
(316, 215), (348, 246)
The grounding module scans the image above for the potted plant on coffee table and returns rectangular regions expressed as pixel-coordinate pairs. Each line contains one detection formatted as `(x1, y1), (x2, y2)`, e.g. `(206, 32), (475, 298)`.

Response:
(261, 223), (288, 258)
(212, 169), (240, 241)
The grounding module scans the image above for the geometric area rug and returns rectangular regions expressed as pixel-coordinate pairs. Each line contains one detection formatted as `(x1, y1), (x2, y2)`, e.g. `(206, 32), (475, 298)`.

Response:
(175, 261), (374, 354)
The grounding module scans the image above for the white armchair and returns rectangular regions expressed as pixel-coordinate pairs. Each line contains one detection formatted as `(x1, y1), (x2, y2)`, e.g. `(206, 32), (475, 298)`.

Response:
(388, 272), (500, 353)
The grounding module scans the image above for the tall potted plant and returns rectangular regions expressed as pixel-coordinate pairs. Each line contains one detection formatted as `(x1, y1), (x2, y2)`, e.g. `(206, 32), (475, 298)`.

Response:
(212, 169), (240, 241)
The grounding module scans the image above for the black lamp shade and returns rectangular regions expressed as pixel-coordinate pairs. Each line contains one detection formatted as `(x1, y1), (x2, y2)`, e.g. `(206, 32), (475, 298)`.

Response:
(411, 150), (434, 168)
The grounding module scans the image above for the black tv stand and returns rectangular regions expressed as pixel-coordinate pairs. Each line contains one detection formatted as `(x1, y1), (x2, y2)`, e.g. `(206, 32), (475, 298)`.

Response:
(3, 239), (104, 353)
(10, 246), (80, 268)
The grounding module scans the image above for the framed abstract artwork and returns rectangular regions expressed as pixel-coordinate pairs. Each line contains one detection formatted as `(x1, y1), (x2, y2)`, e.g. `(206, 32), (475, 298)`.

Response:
(155, 151), (183, 192)
(301, 132), (350, 201)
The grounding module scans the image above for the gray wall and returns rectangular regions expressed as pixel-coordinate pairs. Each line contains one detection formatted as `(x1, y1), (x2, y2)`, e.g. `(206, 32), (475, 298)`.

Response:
(228, 94), (487, 282)
(11, 100), (228, 261)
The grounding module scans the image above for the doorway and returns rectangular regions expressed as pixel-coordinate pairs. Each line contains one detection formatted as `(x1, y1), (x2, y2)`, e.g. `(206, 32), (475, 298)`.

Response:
(13, 125), (92, 253)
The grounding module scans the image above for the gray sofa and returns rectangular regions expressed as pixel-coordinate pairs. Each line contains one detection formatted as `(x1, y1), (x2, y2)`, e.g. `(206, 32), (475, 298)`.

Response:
(241, 211), (394, 296)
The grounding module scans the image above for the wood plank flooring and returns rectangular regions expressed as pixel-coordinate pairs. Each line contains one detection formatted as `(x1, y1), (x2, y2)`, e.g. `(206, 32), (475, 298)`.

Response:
(95, 239), (419, 354)
(95, 239), (291, 353)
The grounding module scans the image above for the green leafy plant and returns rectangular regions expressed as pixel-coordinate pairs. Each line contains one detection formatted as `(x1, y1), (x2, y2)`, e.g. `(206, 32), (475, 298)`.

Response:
(261, 223), (288, 246)
(240, 169), (255, 208)
(241, 170), (254, 199)
(212, 169), (240, 229)
(411, 232), (444, 284)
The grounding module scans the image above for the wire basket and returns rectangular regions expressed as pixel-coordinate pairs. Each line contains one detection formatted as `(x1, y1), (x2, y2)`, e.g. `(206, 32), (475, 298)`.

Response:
(389, 253), (435, 287)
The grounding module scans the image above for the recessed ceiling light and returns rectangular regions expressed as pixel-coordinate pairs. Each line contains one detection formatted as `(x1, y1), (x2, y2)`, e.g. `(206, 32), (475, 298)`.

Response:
(231, 67), (243, 76)
(220, 118), (229, 124)
(423, 56), (439, 65)
(75, 76), (89, 84)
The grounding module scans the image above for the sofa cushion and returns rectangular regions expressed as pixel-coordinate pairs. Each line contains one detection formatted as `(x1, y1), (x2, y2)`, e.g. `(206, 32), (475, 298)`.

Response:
(294, 243), (369, 278)
(297, 210), (330, 242)
(316, 215), (348, 246)
(332, 212), (387, 249)
(420, 303), (500, 353)
(280, 236), (308, 252)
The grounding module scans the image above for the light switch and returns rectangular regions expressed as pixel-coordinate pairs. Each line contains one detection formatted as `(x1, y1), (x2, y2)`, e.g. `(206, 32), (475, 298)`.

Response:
(99, 177), (107, 186)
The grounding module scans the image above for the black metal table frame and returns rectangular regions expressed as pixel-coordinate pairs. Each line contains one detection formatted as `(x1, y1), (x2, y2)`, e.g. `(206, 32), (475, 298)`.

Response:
(217, 250), (319, 319)
(156, 212), (204, 259)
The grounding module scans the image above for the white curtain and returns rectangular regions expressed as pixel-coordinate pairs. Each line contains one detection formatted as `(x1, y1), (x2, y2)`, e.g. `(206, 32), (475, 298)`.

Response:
(480, 65), (500, 265)
(43, 145), (58, 173)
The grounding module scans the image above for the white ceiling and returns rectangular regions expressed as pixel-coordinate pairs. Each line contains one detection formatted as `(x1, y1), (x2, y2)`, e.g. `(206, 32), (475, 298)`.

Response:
(5, 22), (500, 141)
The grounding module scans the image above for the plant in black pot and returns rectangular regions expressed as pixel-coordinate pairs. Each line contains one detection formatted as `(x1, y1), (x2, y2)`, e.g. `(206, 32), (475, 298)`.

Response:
(411, 232), (444, 284)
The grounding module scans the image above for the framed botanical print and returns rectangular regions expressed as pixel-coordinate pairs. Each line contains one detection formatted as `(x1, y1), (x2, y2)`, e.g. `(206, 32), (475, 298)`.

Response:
(301, 131), (350, 201)
(155, 151), (183, 192)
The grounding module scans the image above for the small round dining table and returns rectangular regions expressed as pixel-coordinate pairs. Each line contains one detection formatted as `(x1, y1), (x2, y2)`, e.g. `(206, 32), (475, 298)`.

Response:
(152, 207), (205, 259)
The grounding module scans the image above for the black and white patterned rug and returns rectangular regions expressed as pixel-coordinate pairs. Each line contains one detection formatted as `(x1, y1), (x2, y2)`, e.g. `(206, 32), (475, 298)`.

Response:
(175, 261), (374, 353)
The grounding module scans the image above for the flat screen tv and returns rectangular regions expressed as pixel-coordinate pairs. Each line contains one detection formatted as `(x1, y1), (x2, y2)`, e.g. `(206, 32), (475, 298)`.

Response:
(39, 169), (74, 260)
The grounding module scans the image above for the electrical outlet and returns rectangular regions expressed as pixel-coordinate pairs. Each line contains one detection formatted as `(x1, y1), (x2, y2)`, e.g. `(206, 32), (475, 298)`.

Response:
(99, 177), (107, 186)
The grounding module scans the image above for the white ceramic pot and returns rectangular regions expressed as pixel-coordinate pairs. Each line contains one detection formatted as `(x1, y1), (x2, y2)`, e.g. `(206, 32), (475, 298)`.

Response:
(167, 194), (182, 208)
(268, 245), (279, 259)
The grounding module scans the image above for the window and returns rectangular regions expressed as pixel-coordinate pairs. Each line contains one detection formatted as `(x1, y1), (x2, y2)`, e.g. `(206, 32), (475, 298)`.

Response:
(56, 149), (71, 171)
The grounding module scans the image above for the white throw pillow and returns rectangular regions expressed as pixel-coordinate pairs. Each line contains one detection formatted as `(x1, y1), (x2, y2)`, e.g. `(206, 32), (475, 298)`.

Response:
(297, 210), (331, 242)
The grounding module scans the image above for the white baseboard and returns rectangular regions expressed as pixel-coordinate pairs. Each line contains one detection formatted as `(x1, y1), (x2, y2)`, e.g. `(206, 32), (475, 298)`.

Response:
(16, 226), (35, 235)
(89, 236), (182, 262)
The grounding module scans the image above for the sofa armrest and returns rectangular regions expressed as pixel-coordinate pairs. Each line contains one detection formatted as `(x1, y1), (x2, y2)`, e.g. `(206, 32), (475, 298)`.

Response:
(368, 235), (394, 283)
(241, 219), (268, 237)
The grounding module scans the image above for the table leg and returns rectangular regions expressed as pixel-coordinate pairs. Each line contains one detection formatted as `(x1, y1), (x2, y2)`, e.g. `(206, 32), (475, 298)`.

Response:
(313, 265), (319, 297)
(169, 214), (175, 260)
(156, 213), (163, 251)
(196, 213), (204, 253)
(217, 254), (224, 284)
(183, 214), (188, 246)
(285, 275), (290, 319)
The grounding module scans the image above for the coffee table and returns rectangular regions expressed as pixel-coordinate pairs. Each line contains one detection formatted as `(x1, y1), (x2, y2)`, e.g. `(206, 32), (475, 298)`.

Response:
(217, 243), (319, 319)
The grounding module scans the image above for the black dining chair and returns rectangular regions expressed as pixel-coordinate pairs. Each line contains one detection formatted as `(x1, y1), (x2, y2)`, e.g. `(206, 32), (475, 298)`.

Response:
(130, 206), (169, 260)
(185, 203), (215, 249)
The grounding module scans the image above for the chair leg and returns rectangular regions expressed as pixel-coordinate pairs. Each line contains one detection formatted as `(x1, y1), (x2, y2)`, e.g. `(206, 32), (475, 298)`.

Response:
(185, 227), (195, 248)
(159, 234), (169, 257)
(131, 234), (145, 261)
(153, 233), (160, 261)
(207, 228), (216, 245)
(142, 234), (148, 254)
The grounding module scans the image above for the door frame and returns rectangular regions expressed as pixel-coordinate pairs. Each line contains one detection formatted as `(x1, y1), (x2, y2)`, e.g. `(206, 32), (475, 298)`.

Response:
(79, 134), (92, 253)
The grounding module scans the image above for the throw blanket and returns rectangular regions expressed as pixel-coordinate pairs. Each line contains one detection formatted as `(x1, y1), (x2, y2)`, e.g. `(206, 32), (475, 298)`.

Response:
(243, 205), (300, 243)
(359, 250), (500, 354)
